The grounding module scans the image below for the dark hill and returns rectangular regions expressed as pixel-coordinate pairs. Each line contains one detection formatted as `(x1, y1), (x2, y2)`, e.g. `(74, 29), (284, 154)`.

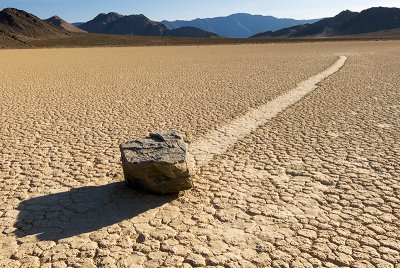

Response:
(78, 12), (167, 36)
(340, 7), (400, 35)
(78, 12), (124, 33)
(252, 7), (400, 38)
(0, 8), (68, 38)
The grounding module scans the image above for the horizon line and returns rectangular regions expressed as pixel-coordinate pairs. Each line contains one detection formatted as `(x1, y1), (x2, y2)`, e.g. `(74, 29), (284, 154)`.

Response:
(1, 5), (398, 23)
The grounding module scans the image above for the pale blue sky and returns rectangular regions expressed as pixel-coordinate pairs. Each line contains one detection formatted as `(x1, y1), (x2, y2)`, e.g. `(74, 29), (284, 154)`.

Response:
(1, 0), (400, 22)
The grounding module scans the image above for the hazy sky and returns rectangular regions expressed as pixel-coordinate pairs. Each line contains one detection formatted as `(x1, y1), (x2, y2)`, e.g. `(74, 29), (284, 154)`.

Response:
(1, 0), (400, 22)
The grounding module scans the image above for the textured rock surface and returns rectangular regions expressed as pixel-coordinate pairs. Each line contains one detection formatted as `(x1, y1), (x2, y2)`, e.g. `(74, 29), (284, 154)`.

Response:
(120, 132), (193, 194)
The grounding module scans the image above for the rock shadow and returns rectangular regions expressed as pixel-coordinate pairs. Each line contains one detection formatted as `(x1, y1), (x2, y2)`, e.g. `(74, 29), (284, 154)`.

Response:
(14, 182), (177, 241)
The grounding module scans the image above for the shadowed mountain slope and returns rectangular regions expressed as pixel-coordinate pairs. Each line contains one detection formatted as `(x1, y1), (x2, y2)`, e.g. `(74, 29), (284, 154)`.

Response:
(0, 8), (68, 38)
(252, 7), (400, 38)
(79, 12), (219, 37)
(78, 12), (167, 36)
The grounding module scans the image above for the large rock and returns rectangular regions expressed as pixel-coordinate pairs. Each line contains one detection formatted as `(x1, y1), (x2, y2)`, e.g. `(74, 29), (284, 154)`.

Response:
(120, 131), (193, 194)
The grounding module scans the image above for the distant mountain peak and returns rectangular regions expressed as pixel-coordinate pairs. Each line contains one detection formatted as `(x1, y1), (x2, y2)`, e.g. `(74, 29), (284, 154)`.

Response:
(92, 12), (124, 22)
(334, 10), (358, 19)
(45, 15), (87, 33)
(162, 14), (319, 38)
(98, 12), (123, 17)
(228, 13), (273, 18)
(3, 7), (22, 14)
(49, 15), (62, 20)
(1, 7), (36, 19)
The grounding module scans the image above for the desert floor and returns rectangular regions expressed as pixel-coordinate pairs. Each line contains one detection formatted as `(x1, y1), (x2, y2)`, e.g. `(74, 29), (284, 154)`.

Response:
(0, 41), (399, 268)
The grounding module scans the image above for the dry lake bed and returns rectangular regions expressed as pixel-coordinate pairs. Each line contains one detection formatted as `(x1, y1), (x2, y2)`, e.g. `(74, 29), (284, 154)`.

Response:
(0, 41), (399, 267)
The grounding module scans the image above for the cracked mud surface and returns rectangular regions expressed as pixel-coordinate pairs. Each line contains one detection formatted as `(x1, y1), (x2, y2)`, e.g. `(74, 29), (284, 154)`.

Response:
(0, 42), (399, 267)
(190, 56), (347, 169)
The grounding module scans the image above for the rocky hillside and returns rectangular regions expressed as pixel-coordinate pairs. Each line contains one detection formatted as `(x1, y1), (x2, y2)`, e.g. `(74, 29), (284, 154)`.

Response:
(0, 8), (68, 38)
(252, 7), (400, 38)
(78, 12), (218, 38)
(45, 16), (87, 33)
(78, 12), (167, 36)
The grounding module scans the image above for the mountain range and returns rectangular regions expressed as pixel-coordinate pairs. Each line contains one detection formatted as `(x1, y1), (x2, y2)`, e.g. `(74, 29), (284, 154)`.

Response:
(0, 8), (219, 40)
(162, 13), (319, 38)
(252, 7), (400, 38)
(1, 6), (400, 48)
(78, 12), (218, 37)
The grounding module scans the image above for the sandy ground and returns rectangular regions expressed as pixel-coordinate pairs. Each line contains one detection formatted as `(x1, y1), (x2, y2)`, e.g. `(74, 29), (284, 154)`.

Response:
(0, 41), (399, 267)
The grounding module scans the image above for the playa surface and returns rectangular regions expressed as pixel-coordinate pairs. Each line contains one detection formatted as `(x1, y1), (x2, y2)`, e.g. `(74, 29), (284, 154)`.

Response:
(0, 41), (399, 267)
